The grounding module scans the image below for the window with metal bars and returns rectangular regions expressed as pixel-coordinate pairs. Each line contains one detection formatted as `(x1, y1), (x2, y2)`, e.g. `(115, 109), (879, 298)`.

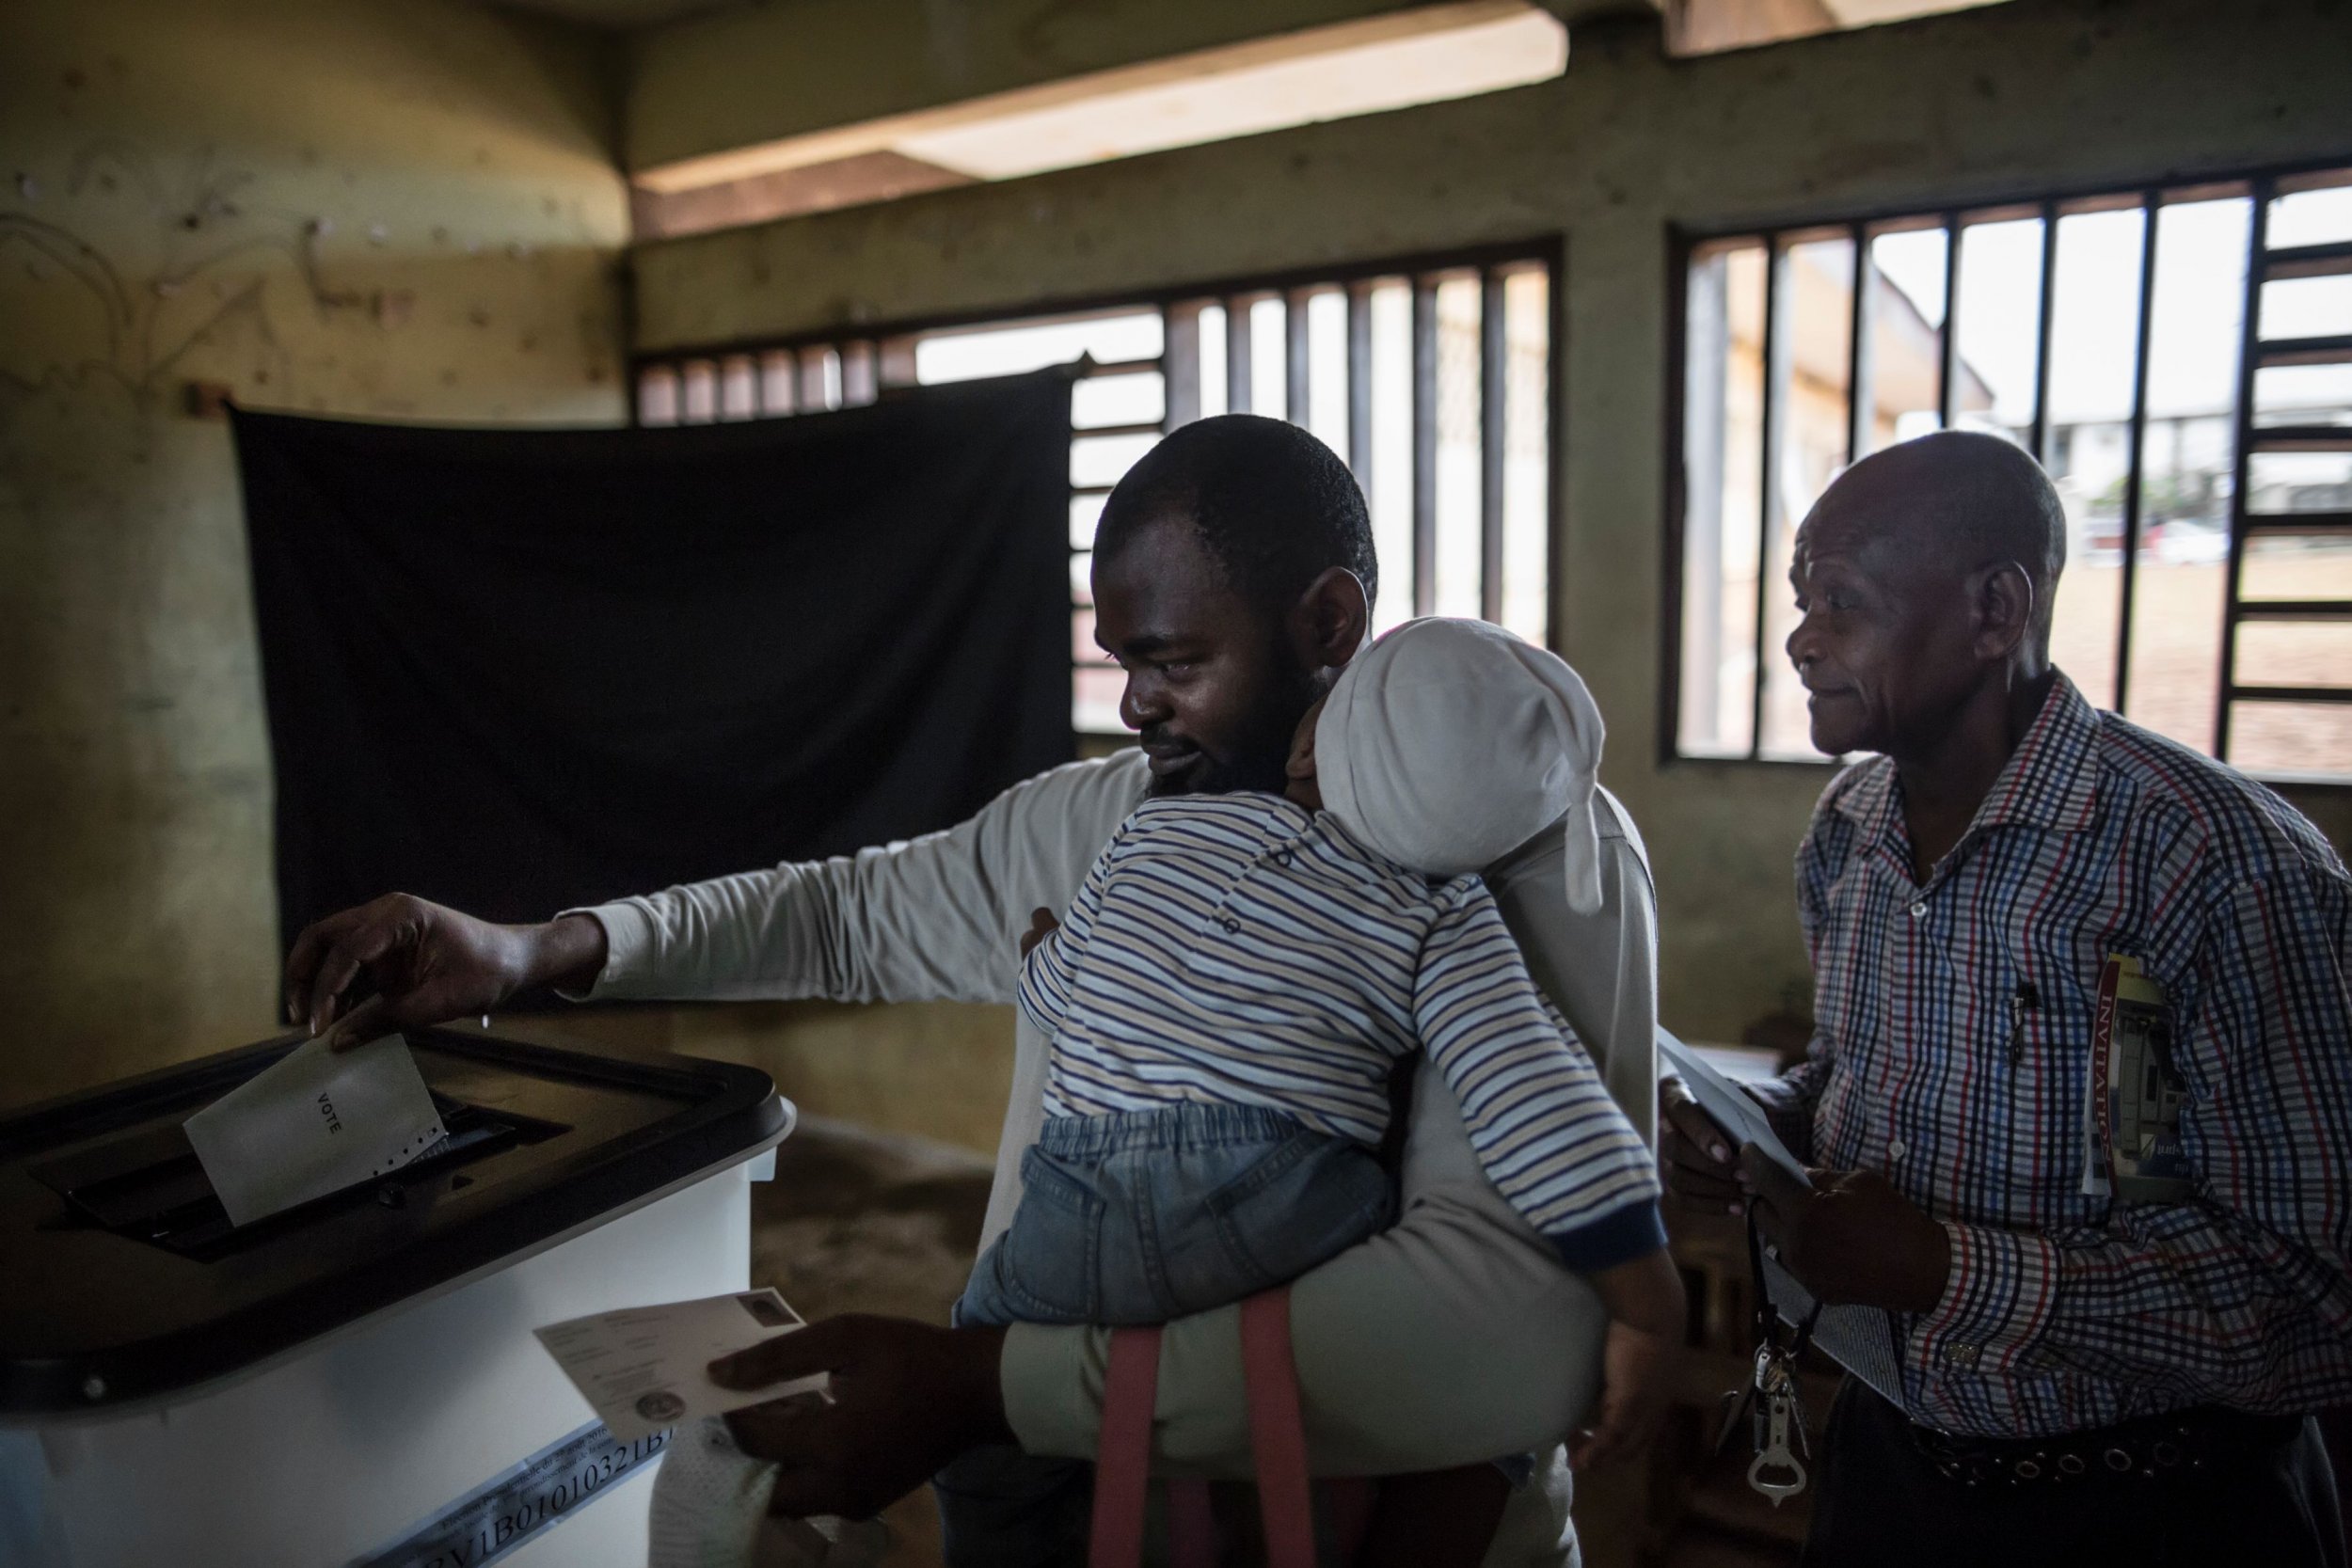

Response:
(635, 245), (1556, 736)
(1667, 162), (2352, 783)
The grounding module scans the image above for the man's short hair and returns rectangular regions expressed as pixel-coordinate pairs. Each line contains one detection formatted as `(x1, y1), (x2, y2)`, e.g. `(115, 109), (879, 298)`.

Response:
(1095, 414), (1378, 610)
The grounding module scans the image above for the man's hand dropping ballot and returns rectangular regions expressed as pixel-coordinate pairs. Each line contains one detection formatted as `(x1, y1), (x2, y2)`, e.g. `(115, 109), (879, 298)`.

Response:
(183, 1034), (446, 1227)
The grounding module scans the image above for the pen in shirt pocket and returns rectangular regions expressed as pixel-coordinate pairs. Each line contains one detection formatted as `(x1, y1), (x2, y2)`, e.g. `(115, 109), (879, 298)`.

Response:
(2008, 979), (2040, 1068)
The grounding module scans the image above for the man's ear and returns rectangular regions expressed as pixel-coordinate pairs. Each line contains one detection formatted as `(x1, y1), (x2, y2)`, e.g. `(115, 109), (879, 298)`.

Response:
(1291, 567), (1371, 674)
(1971, 561), (2035, 662)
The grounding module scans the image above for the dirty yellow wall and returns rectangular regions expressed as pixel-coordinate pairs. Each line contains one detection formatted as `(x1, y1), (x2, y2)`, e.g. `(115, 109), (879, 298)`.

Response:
(0, 0), (628, 1111)
(632, 0), (2352, 1046)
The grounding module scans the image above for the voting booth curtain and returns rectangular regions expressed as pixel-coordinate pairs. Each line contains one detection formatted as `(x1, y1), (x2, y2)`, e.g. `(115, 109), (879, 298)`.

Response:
(235, 369), (1078, 962)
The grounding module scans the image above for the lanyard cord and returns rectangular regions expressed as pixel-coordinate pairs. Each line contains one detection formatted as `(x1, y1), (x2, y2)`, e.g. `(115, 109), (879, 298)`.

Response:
(1747, 1204), (1823, 1360)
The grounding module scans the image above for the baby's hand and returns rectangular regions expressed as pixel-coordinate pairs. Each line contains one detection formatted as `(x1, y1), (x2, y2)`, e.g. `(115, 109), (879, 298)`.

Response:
(1570, 1246), (1685, 1470)
(1282, 692), (1327, 812)
(1566, 1317), (1677, 1471)
(1019, 907), (1060, 958)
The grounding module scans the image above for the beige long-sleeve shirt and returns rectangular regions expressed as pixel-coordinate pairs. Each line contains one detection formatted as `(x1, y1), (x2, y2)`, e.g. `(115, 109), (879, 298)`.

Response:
(578, 749), (1659, 1565)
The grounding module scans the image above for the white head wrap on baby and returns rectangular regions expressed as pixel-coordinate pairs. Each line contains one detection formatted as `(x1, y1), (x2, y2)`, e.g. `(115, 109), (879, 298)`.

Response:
(1314, 617), (1608, 914)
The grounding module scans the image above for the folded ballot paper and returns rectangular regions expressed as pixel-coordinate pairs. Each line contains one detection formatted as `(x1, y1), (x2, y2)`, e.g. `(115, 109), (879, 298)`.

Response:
(1657, 1030), (1910, 1404)
(535, 1290), (830, 1444)
(184, 1035), (448, 1227)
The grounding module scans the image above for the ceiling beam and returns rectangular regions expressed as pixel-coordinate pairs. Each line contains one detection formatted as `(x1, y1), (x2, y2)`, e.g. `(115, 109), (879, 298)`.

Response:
(627, 0), (1554, 180)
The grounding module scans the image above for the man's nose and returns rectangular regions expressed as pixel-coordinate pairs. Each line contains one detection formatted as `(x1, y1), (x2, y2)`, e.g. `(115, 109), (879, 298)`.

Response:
(1120, 673), (1168, 732)
(1785, 610), (1819, 673)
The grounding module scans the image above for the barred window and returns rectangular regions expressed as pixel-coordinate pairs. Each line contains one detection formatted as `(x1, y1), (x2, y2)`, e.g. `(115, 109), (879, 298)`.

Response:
(639, 246), (1555, 736)
(1670, 165), (2352, 781)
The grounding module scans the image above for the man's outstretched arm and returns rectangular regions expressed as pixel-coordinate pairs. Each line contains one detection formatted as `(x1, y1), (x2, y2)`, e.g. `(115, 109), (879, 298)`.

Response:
(284, 753), (1145, 1039)
(284, 898), (611, 1044)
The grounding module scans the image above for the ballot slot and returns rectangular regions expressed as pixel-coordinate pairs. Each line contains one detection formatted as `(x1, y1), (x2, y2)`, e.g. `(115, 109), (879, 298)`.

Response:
(27, 1091), (572, 1260)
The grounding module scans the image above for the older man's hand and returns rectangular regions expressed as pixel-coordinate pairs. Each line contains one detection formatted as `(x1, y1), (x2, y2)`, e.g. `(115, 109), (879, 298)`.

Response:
(1659, 1078), (1744, 1211)
(1738, 1148), (1951, 1313)
(711, 1315), (1013, 1519)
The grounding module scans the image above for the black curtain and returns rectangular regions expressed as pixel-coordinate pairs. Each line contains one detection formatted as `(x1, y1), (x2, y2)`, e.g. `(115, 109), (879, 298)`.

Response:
(236, 369), (1077, 956)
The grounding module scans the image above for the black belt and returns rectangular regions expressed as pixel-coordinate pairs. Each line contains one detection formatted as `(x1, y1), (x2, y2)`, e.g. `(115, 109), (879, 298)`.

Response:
(1906, 1402), (2306, 1488)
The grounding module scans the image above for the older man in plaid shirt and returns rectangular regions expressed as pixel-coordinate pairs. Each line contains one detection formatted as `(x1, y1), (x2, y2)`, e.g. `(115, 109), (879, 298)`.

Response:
(1665, 431), (2351, 1567)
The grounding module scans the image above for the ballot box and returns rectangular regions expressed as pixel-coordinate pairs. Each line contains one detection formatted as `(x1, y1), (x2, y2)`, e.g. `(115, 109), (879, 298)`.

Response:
(0, 1024), (793, 1568)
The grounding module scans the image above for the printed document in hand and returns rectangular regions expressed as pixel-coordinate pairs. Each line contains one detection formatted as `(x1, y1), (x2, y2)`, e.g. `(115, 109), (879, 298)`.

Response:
(184, 1035), (448, 1227)
(535, 1289), (827, 1444)
(1656, 1030), (1810, 1188)
(1758, 1252), (1909, 1406)
(1655, 1030), (1911, 1404)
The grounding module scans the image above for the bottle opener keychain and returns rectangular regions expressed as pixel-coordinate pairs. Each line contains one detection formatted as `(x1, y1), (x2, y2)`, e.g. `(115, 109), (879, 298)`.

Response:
(1712, 1206), (1820, 1506)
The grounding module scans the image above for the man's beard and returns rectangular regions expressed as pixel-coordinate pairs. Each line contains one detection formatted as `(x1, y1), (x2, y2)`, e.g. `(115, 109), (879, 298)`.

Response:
(1144, 661), (1322, 799)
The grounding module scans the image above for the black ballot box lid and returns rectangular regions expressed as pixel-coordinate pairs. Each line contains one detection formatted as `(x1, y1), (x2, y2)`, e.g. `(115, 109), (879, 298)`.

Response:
(0, 1025), (791, 1418)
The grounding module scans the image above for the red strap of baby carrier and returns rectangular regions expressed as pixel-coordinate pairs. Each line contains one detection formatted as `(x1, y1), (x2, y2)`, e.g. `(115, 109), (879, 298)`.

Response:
(1240, 1290), (1318, 1568)
(1089, 1326), (1223, 1568)
(1089, 1290), (1325, 1568)
(1089, 1323), (1166, 1568)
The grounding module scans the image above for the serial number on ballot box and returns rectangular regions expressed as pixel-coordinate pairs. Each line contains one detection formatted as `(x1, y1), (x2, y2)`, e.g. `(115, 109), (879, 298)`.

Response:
(356, 1421), (674, 1568)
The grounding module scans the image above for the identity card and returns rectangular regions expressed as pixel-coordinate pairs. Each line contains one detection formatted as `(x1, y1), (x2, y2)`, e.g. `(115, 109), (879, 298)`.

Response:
(533, 1289), (827, 1443)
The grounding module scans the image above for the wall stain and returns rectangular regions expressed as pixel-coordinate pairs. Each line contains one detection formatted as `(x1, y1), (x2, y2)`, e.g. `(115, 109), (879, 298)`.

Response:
(0, 139), (464, 442)
(0, 142), (305, 427)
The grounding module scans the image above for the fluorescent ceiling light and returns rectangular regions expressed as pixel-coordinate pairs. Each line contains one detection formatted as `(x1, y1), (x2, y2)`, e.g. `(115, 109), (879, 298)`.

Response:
(634, 0), (1566, 197)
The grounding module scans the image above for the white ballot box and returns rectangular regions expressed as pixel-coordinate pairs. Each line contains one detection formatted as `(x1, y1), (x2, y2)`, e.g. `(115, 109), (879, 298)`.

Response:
(0, 1026), (793, 1568)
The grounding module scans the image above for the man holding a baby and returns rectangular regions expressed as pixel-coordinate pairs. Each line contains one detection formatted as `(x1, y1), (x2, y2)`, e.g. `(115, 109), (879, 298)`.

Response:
(287, 413), (1677, 1566)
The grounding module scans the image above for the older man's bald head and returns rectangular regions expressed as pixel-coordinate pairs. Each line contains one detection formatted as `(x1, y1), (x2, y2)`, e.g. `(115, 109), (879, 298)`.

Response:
(1806, 430), (2068, 650)
(1787, 432), (2068, 759)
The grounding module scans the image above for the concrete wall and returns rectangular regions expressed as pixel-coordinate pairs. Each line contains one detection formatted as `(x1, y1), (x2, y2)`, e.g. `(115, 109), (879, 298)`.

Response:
(0, 0), (629, 1111)
(632, 0), (2352, 1044)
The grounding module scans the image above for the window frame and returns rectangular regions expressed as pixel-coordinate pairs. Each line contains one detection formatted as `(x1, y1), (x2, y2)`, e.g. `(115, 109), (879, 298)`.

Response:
(1661, 154), (2352, 787)
(630, 235), (1566, 740)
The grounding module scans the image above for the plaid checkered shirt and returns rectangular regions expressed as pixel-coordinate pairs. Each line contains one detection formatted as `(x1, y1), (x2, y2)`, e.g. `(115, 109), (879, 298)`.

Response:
(1750, 673), (2352, 1437)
